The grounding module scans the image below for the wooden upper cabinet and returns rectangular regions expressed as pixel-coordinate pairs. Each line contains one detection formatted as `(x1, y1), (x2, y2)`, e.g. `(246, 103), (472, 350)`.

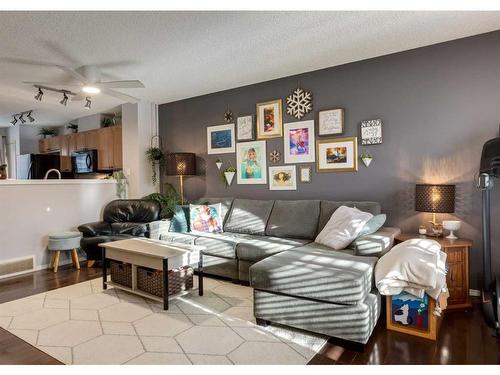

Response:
(47, 136), (61, 152)
(97, 127), (114, 170)
(76, 133), (86, 150)
(67, 134), (77, 155)
(86, 130), (98, 150)
(59, 136), (72, 172)
(112, 126), (122, 169)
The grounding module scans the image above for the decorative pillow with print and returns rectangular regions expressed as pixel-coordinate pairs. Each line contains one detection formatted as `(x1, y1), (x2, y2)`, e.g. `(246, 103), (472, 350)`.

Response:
(189, 203), (223, 233)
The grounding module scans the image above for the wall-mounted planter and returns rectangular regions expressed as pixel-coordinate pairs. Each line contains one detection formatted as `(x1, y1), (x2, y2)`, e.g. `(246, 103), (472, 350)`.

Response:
(361, 157), (372, 167)
(224, 171), (235, 186)
(216, 160), (223, 170)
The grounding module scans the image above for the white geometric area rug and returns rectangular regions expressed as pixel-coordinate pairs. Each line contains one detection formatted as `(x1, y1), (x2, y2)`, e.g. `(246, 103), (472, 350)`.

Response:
(0, 276), (326, 364)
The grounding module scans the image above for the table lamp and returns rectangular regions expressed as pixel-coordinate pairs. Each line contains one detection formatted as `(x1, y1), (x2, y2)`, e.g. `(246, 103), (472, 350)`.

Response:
(166, 153), (196, 205)
(415, 184), (455, 237)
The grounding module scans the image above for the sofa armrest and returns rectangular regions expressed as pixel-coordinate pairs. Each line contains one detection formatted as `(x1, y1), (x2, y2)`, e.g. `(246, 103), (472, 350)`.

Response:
(78, 221), (112, 237)
(352, 227), (401, 257)
(148, 219), (171, 240)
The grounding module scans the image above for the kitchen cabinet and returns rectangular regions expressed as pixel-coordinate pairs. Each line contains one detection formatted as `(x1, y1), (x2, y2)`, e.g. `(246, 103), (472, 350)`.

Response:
(112, 126), (122, 169)
(85, 130), (98, 150)
(59, 136), (72, 172)
(76, 133), (86, 150)
(39, 138), (50, 153)
(47, 136), (61, 152)
(97, 127), (114, 170)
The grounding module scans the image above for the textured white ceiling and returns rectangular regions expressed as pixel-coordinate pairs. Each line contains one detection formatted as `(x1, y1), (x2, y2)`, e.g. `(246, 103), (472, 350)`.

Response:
(0, 11), (499, 127)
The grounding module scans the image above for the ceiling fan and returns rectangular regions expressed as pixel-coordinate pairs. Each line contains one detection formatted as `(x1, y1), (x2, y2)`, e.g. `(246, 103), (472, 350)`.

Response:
(22, 64), (145, 103)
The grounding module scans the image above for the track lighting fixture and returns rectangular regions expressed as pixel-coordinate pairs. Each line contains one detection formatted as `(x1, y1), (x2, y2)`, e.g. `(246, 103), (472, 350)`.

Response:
(19, 114), (26, 124)
(84, 97), (92, 110)
(10, 110), (36, 125)
(34, 88), (43, 101)
(10, 116), (18, 126)
(60, 92), (69, 106)
(27, 111), (35, 122)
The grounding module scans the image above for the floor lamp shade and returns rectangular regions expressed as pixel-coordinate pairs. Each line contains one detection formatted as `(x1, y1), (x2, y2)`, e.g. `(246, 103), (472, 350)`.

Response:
(166, 153), (196, 176)
(415, 184), (455, 213)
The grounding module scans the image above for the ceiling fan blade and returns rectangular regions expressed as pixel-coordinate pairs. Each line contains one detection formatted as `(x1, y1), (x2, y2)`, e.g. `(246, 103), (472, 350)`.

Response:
(102, 88), (140, 103)
(55, 65), (88, 84)
(22, 81), (83, 87)
(70, 93), (86, 101)
(97, 80), (145, 89)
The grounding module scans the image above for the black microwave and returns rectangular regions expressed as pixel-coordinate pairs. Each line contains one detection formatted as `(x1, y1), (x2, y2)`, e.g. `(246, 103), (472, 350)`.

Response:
(72, 150), (98, 174)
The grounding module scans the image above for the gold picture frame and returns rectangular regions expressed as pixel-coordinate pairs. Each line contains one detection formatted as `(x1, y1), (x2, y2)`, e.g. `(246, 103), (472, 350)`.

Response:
(256, 99), (283, 139)
(316, 136), (358, 172)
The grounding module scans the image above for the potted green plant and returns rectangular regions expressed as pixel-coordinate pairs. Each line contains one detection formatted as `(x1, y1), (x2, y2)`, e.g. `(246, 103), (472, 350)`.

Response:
(360, 151), (373, 167)
(146, 147), (164, 184)
(143, 183), (180, 219)
(112, 170), (128, 198)
(223, 163), (236, 186)
(67, 123), (78, 133)
(101, 117), (113, 128)
(37, 127), (58, 139)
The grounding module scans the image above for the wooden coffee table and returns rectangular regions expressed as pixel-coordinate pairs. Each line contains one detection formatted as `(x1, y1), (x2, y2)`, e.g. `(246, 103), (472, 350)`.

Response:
(99, 238), (203, 310)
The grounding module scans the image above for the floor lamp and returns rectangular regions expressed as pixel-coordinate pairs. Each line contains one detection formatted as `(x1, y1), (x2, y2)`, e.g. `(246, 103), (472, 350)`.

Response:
(166, 153), (196, 205)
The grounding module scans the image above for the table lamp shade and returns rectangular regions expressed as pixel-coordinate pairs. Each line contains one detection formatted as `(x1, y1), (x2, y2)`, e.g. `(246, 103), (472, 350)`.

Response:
(166, 153), (196, 176)
(415, 184), (455, 213)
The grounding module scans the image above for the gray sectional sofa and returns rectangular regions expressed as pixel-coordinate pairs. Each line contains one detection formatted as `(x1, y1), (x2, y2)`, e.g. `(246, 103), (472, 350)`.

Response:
(152, 197), (400, 344)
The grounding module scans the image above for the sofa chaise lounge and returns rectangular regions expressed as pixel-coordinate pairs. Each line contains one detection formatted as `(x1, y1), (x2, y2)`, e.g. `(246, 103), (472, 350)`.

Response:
(154, 197), (400, 344)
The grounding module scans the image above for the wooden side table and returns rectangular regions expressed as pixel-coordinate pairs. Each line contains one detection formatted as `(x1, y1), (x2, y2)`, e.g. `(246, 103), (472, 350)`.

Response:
(395, 234), (472, 311)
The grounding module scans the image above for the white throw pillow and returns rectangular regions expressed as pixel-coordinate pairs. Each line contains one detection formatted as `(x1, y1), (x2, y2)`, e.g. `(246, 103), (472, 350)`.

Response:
(315, 205), (373, 250)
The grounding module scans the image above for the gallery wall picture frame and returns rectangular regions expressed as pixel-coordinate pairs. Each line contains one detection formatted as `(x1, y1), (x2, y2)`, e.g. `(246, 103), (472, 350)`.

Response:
(256, 99), (283, 139)
(283, 120), (315, 164)
(207, 123), (235, 154)
(269, 165), (297, 191)
(236, 140), (267, 184)
(316, 136), (358, 172)
(318, 108), (344, 136)
(360, 119), (383, 145)
(299, 166), (312, 183)
(236, 115), (255, 141)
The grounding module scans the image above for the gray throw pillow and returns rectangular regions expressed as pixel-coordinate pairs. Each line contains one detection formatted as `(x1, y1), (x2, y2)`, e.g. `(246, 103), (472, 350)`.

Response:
(358, 214), (386, 237)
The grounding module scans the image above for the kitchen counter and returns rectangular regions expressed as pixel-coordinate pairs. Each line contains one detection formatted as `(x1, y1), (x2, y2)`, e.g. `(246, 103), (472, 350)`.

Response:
(0, 179), (116, 185)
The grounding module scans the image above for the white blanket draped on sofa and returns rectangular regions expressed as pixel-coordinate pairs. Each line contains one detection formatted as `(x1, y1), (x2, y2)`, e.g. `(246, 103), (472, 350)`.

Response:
(375, 238), (448, 312)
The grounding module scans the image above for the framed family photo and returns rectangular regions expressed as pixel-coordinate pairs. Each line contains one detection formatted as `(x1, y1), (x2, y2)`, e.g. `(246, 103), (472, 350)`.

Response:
(207, 124), (235, 154)
(318, 108), (344, 136)
(237, 115), (254, 141)
(256, 99), (283, 139)
(316, 137), (358, 172)
(283, 120), (315, 164)
(236, 140), (267, 184)
(269, 165), (297, 191)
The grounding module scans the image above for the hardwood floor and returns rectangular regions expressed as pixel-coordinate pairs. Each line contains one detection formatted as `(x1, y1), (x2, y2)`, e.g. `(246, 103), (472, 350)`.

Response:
(0, 264), (499, 365)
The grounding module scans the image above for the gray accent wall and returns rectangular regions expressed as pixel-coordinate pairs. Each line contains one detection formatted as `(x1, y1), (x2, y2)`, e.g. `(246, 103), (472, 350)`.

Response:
(159, 31), (500, 289)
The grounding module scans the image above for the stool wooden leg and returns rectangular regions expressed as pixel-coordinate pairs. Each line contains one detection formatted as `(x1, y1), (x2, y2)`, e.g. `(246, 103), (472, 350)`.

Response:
(49, 252), (56, 268)
(71, 249), (80, 270)
(53, 251), (61, 273)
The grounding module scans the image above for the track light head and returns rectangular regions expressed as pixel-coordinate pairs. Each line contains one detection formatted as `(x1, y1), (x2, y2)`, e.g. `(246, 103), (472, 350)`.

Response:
(84, 97), (91, 110)
(60, 92), (68, 106)
(27, 111), (35, 123)
(19, 114), (26, 124)
(10, 116), (18, 126)
(34, 88), (43, 101)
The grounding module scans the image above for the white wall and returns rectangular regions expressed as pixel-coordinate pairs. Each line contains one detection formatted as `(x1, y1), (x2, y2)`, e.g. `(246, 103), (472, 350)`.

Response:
(77, 113), (102, 132)
(19, 125), (42, 154)
(0, 181), (117, 270)
(5, 124), (20, 178)
(122, 101), (158, 198)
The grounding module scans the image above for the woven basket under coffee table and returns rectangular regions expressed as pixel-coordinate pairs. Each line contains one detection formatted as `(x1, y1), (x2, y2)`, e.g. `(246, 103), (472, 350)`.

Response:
(99, 238), (202, 310)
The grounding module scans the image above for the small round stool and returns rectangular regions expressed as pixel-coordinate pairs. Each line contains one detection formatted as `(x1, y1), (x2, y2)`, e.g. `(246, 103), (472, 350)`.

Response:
(48, 232), (82, 272)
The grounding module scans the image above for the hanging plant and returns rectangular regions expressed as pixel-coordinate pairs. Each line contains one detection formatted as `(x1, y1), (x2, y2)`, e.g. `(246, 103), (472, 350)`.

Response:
(223, 162), (236, 186)
(146, 146), (164, 184)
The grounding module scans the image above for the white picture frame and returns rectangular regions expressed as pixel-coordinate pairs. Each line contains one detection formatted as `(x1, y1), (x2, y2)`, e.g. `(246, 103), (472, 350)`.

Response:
(299, 166), (312, 183)
(360, 119), (383, 145)
(236, 115), (254, 141)
(236, 140), (267, 184)
(269, 165), (297, 191)
(283, 120), (315, 164)
(318, 108), (344, 136)
(207, 124), (235, 154)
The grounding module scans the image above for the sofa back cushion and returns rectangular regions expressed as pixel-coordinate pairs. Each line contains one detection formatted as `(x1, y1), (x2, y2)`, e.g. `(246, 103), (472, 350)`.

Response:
(265, 200), (320, 239)
(196, 197), (234, 225)
(318, 201), (381, 233)
(103, 199), (161, 223)
(224, 199), (275, 235)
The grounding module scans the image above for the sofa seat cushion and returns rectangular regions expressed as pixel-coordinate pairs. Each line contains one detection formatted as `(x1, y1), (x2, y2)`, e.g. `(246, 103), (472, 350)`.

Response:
(194, 232), (244, 259)
(236, 235), (310, 262)
(265, 200), (320, 240)
(249, 245), (377, 305)
(224, 199), (274, 235)
(160, 232), (198, 246)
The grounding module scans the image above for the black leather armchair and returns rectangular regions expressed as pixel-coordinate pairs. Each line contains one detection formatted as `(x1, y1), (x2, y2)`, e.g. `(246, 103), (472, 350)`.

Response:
(78, 199), (161, 263)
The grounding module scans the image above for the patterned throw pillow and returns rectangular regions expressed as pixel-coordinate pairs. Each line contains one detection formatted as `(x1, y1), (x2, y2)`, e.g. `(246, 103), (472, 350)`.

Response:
(189, 203), (223, 233)
(169, 205), (190, 233)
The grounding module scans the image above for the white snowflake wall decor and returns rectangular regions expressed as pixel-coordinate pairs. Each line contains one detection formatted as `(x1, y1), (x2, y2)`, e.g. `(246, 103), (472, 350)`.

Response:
(269, 150), (280, 163)
(286, 87), (313, 119)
